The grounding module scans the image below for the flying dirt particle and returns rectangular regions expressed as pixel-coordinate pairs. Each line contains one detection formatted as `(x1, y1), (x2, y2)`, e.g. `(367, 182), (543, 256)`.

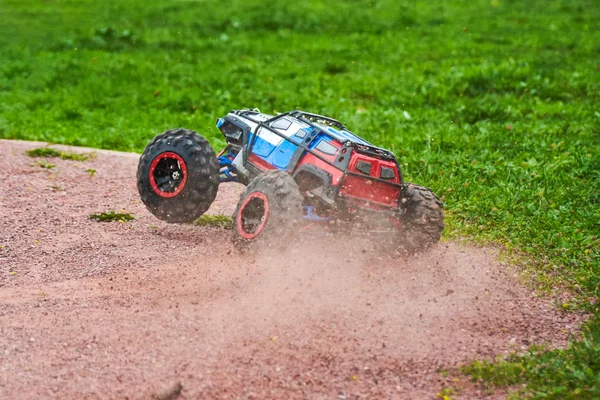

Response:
(154, 381), (182, 400)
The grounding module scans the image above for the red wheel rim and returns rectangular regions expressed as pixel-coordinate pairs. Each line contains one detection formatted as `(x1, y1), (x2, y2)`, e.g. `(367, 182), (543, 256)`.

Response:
(236, 192), (270, 240)
(149, 152), (188, 198)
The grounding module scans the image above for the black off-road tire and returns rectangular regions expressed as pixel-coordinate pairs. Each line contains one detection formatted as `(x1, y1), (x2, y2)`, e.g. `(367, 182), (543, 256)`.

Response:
(233, 170), (302, 248)
(137, 128), (219, 223)
(399, 183), (444, 252)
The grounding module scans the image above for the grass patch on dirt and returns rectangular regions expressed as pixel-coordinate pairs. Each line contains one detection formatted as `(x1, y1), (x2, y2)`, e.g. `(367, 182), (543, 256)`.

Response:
(58, 152), (88, 161)
(26, 148), (61, 158)
(26, 147), (89, 161)
(192, 214), (233, 229)
(35, 160), (55, 169)
(1, 0), (599, 397)
(89, 210), (135, 222)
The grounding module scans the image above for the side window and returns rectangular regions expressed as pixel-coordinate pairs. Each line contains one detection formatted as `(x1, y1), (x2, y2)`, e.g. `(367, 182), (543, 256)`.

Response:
(271, 118), (292, 131)
(356, 161), (371, 175)
(380, 166), (396, 180)
(315, 139), (337, 155)
(295, 129), (308, 139)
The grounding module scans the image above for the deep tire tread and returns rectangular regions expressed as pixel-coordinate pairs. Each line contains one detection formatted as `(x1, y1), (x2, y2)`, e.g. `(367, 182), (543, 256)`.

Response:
(137, 129), (219, 223)
(233, 170), (302, 247)
(400, 183), (445, 252)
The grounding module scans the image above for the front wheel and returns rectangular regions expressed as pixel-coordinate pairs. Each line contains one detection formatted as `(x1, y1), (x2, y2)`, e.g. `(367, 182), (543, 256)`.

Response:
(398, 183), (444, 252)
(137, 128), (220, 223)
(233, 170), (302, 248)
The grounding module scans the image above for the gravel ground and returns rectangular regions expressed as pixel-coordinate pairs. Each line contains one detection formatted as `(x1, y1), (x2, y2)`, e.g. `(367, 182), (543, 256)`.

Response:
(0, 140), (583, 399)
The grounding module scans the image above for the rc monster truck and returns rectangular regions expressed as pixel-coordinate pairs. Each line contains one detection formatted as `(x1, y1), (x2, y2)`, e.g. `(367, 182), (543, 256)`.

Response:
(137, 109), (444, 251)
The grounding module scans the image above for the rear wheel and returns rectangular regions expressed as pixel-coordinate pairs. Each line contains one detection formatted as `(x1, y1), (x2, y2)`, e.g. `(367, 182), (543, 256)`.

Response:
(137, 128), (219, 223)
(233, 170), (302, 247)
(398, 184), (444, 252)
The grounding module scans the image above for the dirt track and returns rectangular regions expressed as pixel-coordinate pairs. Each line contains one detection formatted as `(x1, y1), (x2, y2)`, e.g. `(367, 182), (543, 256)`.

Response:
(0, 140), (582, 399)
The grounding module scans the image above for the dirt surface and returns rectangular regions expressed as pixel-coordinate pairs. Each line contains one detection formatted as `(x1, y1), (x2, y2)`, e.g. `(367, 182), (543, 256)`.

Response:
(0, 140), (583, 399)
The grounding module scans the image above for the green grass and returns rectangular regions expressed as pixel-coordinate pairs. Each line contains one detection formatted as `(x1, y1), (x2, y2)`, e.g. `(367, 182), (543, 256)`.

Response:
(26, 147), (89, 161)
(89, 210), (135, 222)
(35, 160), (55, 169)
(57, 151), (88, 161)
(36, 161), (56, 169)
(193, 214), (233, 229)
(463, 318), (600, 399)
(26, 148), (62, 158)
(1, 0), (599, 397)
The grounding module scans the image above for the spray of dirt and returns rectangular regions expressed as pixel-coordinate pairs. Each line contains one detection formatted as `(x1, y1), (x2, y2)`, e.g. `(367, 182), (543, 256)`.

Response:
(187, 235), (578, 398)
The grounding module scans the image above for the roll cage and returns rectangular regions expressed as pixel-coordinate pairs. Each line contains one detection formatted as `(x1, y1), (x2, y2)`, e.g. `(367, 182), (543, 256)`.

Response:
(221, 109), (406, 208)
